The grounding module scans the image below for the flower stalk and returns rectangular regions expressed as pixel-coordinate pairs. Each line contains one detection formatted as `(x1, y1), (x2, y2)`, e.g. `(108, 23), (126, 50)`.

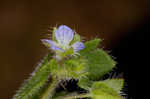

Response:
(40, 76), (59, 99)
(55, 93), (91, 99)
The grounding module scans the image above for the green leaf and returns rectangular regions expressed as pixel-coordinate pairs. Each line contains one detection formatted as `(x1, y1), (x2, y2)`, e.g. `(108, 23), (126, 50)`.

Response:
(103, 79), (124, 94)
(91, 79), (124, 99)
(82, 49), (115, 80)
(78, 77), (93, 90)
(13, 54), (52, 99)
(80, 38), (101, 54)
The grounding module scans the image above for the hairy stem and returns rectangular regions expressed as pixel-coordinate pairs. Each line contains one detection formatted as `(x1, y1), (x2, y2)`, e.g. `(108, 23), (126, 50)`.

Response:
(55, 93), (91, 99)
(40, 77), (59, 99)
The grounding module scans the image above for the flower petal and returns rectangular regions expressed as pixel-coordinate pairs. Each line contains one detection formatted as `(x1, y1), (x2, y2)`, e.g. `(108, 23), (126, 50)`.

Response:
(41, 39), (64, 52)
(41, 39), (57, 46)
(50, 45), (64, 52)
(55, 25), (74, 46)
(72, 42), (85, 52)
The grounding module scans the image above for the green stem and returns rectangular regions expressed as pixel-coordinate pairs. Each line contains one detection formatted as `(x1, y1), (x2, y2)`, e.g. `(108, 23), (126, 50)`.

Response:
(40, 77), (59, 99)
(55, 93), (91, 99)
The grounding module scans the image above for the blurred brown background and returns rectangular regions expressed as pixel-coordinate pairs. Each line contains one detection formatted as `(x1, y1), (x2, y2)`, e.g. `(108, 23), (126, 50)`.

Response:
(0, 0), (149, 99)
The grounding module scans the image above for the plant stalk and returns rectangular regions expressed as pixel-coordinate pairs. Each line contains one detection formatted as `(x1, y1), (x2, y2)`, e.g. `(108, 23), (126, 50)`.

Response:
(40, 77), (59, 99)
(55, 93), (91, 99)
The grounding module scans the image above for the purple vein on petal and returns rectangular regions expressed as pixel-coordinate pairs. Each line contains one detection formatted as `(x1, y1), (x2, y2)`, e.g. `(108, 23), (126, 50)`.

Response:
(55, 25), (74, 46)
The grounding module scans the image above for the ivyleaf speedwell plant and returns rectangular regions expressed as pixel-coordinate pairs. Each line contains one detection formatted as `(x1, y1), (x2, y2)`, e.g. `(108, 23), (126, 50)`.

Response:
(13, 25), (124, 99)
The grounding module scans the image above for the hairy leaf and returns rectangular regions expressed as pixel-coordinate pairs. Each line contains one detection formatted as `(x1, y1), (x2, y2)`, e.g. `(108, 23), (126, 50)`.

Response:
(80, 38), (101, 54)
(91, 79), (124, 99)
(78, 77), (93, 90)
(103, 79), (124, 94)
(82, 49), (115, 80)
(13, 54), (52, 99)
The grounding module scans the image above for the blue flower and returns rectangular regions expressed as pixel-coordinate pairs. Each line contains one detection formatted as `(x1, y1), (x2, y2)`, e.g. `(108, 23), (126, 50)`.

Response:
(42, 25), (85, 53)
